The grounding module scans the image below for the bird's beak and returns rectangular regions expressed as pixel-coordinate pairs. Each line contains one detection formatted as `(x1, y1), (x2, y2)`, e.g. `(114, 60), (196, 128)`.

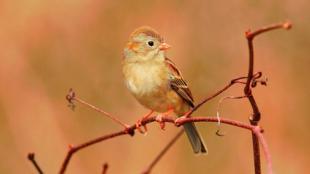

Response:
(159, 42), (171, 50)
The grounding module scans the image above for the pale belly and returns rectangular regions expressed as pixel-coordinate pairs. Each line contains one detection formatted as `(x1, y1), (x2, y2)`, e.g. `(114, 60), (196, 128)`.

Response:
(123, 61), (184, 113)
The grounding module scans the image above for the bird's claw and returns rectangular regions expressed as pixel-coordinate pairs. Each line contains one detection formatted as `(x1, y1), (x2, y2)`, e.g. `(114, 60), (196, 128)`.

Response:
(174, 116), (186, 127)
(155, 115), (165, 130)
(135, 119), (148, 134)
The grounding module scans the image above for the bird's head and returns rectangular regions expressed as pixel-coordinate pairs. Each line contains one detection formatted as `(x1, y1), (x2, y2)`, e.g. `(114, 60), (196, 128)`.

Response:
(123, 26), (171, 62)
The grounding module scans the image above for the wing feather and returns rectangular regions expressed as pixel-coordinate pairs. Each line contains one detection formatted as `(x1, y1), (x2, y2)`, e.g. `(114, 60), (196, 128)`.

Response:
(165, 58), (194, 107)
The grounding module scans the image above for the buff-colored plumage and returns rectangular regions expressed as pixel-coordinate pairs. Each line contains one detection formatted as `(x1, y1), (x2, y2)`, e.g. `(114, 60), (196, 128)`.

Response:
(122, 26), (206, 154)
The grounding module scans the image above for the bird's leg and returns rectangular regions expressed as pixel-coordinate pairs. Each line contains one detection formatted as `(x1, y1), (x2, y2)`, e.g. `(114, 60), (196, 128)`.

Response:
(156, 108), (174, 130)
(136, 110), (154, 134)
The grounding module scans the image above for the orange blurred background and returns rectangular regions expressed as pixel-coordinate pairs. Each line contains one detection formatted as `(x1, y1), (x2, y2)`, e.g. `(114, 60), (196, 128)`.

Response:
(0, 1), (309, 173)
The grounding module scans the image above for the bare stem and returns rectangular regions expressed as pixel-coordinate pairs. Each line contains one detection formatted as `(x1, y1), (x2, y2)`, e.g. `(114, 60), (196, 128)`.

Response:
(58, 115), (267, 174)
(185, 76), (247, 117)
(59, 131), (128, 174)
(66, 89), (129, 129)
(102, 163), (109, 174)
(142, 129), (184, 174)
(244, 21), (292, 174)
(27, 153), (44, 174)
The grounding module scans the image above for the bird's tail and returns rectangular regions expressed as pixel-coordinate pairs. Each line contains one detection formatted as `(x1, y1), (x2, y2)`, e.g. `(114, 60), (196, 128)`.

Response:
(183, 122), (207, 154)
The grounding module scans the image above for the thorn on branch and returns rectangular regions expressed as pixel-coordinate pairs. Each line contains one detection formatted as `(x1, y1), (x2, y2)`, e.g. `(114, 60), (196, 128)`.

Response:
(27, 153), (44, 174)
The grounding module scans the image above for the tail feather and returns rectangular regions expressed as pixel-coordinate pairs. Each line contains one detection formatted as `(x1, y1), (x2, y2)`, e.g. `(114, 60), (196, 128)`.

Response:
(183, 123), (207, 154)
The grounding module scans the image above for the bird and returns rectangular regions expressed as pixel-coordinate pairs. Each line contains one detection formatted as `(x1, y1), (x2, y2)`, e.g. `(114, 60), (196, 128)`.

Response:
(122, 26), (207, 154)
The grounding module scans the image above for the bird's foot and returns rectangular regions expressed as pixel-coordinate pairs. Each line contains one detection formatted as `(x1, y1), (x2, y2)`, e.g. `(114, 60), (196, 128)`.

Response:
(135, 110), (154, 134)
(155, 108), (173, 130)
(155, 114), (165, 130)
(135, 119), (148, 134)
(174, 116), (186, 127)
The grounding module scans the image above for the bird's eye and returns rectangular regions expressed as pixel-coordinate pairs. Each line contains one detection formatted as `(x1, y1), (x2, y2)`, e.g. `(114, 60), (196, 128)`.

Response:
(147, 41), (154, 47)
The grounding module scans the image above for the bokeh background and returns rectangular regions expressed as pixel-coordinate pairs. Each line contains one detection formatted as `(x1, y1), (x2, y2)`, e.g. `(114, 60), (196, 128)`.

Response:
(0, 0), (309, 173)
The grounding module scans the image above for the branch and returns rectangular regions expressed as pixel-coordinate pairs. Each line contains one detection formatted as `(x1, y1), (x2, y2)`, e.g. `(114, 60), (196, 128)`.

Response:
(102, 163), (109, 174)
(185, 76), (247, 117)
(66, 88), (130, 130)
(244, 21), (292, 123)
(27, 153), (44, 174)
(244, 21), (292, 174)
(58, 114), (270, 174)
(59, 131), (128, 174)
(142, 129), (184, 174)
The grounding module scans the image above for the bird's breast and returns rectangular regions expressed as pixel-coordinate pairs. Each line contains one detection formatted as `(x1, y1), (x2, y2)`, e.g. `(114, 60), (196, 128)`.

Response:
(123, 61), (169, 96)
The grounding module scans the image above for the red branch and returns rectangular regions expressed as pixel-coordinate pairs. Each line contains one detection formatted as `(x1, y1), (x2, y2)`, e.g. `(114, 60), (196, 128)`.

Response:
(58, 113), (270, 174)
(244, 21), (292, 174)
(102, 163), (109, 174)
(142, 129), (184, 174)
(27, 153), (43, 174)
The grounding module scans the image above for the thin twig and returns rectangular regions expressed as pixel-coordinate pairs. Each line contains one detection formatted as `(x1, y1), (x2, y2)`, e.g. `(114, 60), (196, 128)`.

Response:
(253, 127), (273, 174)
(142, 129), (184, 174)
(27, 153), (44, 174)
(244, 21), (292, 174)
(102, 163), (109, 174)
(59, 131), (128, 174)
(185, 76), (247, 118)
(66, 89), (129, 129)
(58, 115), (264, 174)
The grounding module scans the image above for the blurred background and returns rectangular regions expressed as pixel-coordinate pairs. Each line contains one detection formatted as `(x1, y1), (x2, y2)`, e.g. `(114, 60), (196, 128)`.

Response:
(0, 0), (309, 173)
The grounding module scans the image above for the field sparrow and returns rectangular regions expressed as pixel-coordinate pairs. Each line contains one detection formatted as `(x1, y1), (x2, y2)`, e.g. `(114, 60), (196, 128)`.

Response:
(122, 26), (206, 154)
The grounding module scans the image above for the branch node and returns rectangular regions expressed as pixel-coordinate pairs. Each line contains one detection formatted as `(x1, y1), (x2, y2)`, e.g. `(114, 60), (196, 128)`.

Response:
(245, 29), (252, 39)
(66, 88), (75, 103)
(258, 126), (265, 133)
(249, 112), (261, 124)
(27, 152), (35, 160)
(68, 144), (74, 150)
(27, 152), (43, 174)
(283, 21), (292, 30)
(125, 127), (135, 136)
(66, 88), (76, 110)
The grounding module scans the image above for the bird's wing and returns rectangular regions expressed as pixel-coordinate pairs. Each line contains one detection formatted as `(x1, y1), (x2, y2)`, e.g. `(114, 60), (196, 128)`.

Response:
(165, 57), (194, 107)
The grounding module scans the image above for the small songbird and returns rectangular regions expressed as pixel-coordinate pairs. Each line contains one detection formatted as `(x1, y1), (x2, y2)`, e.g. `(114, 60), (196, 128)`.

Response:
(122, 26), (207, 154)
